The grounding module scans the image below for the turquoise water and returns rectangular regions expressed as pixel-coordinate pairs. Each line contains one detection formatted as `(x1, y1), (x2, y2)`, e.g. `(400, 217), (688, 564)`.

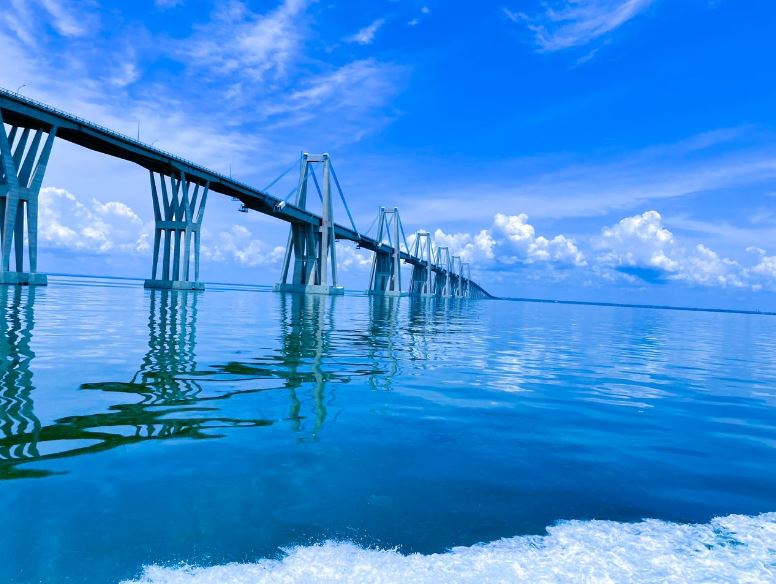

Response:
(1, 278), (775, 583)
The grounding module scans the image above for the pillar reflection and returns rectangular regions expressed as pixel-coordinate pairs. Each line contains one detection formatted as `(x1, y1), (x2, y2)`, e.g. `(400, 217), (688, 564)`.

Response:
(277, 293), (336, 439)
(0, 286), (41, 471)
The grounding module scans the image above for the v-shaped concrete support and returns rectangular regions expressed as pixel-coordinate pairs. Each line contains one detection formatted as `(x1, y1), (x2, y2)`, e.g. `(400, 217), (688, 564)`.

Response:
(144, 170), (208, 291)
(0, 112), (57, 286)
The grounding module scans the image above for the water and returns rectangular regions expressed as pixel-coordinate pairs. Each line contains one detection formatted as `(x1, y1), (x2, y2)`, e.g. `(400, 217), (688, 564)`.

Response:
(1, 278), (775, 583)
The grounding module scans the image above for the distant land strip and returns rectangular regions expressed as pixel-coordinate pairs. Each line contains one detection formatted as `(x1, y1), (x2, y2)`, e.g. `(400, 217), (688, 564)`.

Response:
(503, 296), (776, 317)
(42, 273), (776, 316)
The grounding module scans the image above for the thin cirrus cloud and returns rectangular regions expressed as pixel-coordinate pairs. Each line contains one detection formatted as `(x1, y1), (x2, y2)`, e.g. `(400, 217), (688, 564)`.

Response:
(503, 0), (654, 52)
(177, 0), (308, 83)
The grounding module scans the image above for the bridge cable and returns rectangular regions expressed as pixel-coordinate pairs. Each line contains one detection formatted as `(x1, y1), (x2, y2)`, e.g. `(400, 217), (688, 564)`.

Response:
(262, 160), (299, 194)
(398, 217), (411, 257)
(329, 163), (361, 237)
(283, 184), (298, 202)
(362, 213), (379, 240)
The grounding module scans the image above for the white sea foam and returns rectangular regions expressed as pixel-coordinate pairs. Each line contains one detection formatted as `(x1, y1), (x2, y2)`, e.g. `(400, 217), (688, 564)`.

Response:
(123, 513), (776, 583)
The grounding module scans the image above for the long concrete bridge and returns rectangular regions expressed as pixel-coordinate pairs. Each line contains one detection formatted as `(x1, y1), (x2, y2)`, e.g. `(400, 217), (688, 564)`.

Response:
(0, 88), (491, 298)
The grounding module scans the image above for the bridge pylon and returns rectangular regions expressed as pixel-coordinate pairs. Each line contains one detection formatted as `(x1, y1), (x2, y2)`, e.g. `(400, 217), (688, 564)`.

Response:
(0, 111), (56, 286)
(449, 255), (463, 297)
(435, 246), (452, 297)
(410, 231), (435, 297)
(461, 262), (472, 298)
(275, 153), (344, 295)
(367, 207), (406, 297)
(144, 170), (208, 291)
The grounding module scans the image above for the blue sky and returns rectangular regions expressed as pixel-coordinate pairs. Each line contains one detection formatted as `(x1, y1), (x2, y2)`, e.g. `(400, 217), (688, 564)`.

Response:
(2, 0), (776, 309)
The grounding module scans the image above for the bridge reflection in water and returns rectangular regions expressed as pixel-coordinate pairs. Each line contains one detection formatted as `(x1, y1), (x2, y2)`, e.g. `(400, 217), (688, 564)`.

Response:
(0, 289), (423, 479)
(0, 290), (276, 478)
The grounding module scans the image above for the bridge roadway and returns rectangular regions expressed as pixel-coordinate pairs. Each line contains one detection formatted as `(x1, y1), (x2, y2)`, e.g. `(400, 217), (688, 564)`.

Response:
(0, 88), (490, 297)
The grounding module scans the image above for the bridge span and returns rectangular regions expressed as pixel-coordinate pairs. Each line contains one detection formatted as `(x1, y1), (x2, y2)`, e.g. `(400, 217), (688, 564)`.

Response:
(0, 87), (491, 298)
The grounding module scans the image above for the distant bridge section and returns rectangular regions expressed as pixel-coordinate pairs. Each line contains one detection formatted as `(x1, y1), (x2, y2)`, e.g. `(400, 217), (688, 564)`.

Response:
(0, 88), (492, 299)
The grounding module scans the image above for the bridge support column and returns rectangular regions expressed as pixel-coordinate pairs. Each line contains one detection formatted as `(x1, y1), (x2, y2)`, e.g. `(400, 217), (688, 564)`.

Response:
(275, 153), (343, 295)
(144, 171), (208, 291)
(0, 113), (56, 286)
(368, 207), (403, 297)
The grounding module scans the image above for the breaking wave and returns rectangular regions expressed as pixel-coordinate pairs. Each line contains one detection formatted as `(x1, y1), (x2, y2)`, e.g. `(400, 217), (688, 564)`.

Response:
(123, 513), (776, 583)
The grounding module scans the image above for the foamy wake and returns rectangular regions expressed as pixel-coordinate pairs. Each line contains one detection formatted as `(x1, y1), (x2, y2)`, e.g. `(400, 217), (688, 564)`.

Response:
(123, 513), (776, 583)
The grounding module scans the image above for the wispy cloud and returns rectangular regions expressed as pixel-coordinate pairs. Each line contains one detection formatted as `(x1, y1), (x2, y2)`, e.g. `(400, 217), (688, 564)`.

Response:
(504, 0), (653, 52)
(38, 0), (90, 37)
(397, 128), (776, 227)
(178, 0), (308, 83)
(3, 0), (94, 47)
(261, 59), (405, 139)
(346, 18), (386, 45)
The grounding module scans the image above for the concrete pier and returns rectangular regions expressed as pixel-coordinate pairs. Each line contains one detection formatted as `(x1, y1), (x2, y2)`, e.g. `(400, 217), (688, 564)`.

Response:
(144, 171), (208, 292)
(0, 110), (56, 286)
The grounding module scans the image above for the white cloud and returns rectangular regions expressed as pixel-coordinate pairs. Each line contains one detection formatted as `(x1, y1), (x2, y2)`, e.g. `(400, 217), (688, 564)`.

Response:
(335, 243), (372, 271)
(346, 18), (386, 45)
(38, 187), (290, 270)
(746, 247), (776, 291)
(493, 213), (587, 266)
(432, 213), (586, 268)
(597, 210), (677, 271)
(39, 187), (150, 254)
(201, 225), (285, 267)
(596, 211), (745, 287)
(504, 0), (653, 52)
(30, 187), (776, 293)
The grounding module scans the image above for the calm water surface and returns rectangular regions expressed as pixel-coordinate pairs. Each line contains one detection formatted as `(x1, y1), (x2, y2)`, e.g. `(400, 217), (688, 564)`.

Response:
(1, 278), (775, 583)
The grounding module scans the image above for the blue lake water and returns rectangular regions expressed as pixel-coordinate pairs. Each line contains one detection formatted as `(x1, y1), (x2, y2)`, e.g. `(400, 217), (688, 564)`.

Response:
(1, 277), (775, 583)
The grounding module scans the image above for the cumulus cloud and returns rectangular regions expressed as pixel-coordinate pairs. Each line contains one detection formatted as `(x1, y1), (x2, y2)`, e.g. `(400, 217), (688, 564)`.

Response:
(335, 243), (372, 271)
(39, 187), (151, 254)
(432, 213), (586, 268)
(504, 0), (653, 52)
(201, 225), (285, 267)
(38, 187), (289, 270)
(596, 210), (745, 287)
(30, 187), (776, 294)
(746, 247), (776, 291)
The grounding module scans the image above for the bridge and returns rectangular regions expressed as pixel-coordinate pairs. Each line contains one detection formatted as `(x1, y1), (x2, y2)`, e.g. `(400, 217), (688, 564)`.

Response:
(0, 87), (491, 299)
